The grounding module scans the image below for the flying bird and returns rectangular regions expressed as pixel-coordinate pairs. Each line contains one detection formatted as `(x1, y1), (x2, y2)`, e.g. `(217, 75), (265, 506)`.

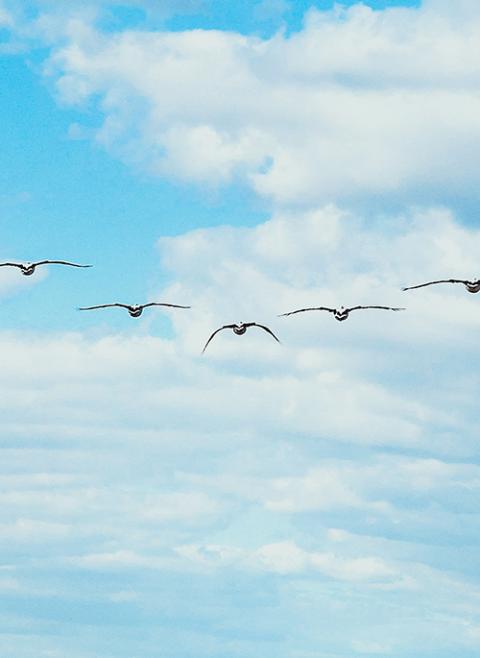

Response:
(78, 302), (191, 318)
(0, 260), (92, 276)
(279, 305), (405, 322)
(202, 322), (281, 353)
(402, 278), (480, 293)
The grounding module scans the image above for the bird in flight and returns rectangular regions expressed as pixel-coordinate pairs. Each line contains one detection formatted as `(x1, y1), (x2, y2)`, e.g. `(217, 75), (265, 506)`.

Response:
(279, 305), (405, 322)
(403, 278), (480, 294)
(202, 322), (281, 353)
(78, 302), (191, 318)
(0, 260), (92, 276)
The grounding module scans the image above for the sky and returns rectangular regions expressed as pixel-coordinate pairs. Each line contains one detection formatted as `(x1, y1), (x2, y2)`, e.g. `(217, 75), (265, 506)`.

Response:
(1, 1), (480, 657)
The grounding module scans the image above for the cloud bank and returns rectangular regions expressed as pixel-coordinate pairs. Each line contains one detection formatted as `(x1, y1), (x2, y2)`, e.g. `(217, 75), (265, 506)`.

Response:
(24, 0), (480, 205)
(1, 208), (480, 657)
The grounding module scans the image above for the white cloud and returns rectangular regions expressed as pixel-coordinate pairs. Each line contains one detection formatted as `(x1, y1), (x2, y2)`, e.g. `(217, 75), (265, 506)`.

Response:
(0, 3), (12, 26)
(140, 491), (222, 522)
(70, 549), (163, 569)
(32, 1), (480, 205)
(0, 205), (479, 655)
(175, 539), (397, 581)
(181, 455), (480, 527)
(351, 639), (393, 655)
(0, 265), (44, 299)
(0, 329), (430, 449)
(256, 541), (395, 581)
(0, 518), (72, 543)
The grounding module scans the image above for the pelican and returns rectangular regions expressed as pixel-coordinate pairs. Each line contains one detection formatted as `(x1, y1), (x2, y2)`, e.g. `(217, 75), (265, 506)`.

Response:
(403, 278), (480, 293)
(78, 302), (191, 318)
(279, 305), (405, 322)
(202, 322), (281, 353)
(0, 260), (92, 276)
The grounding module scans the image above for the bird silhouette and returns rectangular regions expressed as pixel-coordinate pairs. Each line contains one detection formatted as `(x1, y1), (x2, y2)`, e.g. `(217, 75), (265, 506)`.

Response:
(279, 305), (404, 322)
(78, 302), (191, 318)
(403, 278), (480, 293)
(202, 322), (281, 353)
(0, 260), (92, 276)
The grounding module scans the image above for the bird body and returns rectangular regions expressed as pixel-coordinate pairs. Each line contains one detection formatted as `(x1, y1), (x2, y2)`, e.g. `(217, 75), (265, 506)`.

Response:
(232, 324), (248, 335)
(466, 281), (480, 293)
(202, 322), (280, 353)
(333, 306), (350, 321)
(21, 263), (35, 276)
(279, 305), (404, 321)
(78, 302), (191, 317)
(402, 278), (480, 293)
(127, 305), (143, 317)
(18, 262), (35, 276)
(0, 260), (92, 275)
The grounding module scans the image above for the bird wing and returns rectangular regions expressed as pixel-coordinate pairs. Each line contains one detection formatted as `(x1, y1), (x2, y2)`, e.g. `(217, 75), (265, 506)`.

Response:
(78, 303), (129, 311)
(0, 262), (23, 268)
(201, 325), (236, 354)
(278, 306), (335, 317)
(34, 260), (92, 268)
(347, 305), (405, 313)
(248, 323), (281, 343)
(142, 302), (191, 309)
(402, 279), (465, 291)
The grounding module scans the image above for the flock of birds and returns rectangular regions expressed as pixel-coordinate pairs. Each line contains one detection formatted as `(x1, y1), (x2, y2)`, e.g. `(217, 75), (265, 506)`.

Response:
(1, 260), (479, 353)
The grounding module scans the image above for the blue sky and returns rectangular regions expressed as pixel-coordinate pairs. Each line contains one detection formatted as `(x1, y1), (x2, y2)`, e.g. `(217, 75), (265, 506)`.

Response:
(1, 1), (480, 657)
(0, 54), (266, 332)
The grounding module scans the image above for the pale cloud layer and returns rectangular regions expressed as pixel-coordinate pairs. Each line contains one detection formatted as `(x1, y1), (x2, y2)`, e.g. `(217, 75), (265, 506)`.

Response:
(0, 265), (43, 299)
(1, 205), (480, 656)
(23, 0), (480, 205)
(0, 4), (12, 26)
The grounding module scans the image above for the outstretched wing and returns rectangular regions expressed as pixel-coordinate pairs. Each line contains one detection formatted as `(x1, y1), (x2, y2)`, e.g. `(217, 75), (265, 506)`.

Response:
(0, 262), (23, 268)
(278, 306), (335, 317)
(78, 303), (129, 311)
(34, 260), (92, 268)
(347, 305), (405, 313)
(202, 325), (236, 354)
(248, 323), (281, 343)
(142, 302), (191, 310)
(402, 279), (465, 291)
